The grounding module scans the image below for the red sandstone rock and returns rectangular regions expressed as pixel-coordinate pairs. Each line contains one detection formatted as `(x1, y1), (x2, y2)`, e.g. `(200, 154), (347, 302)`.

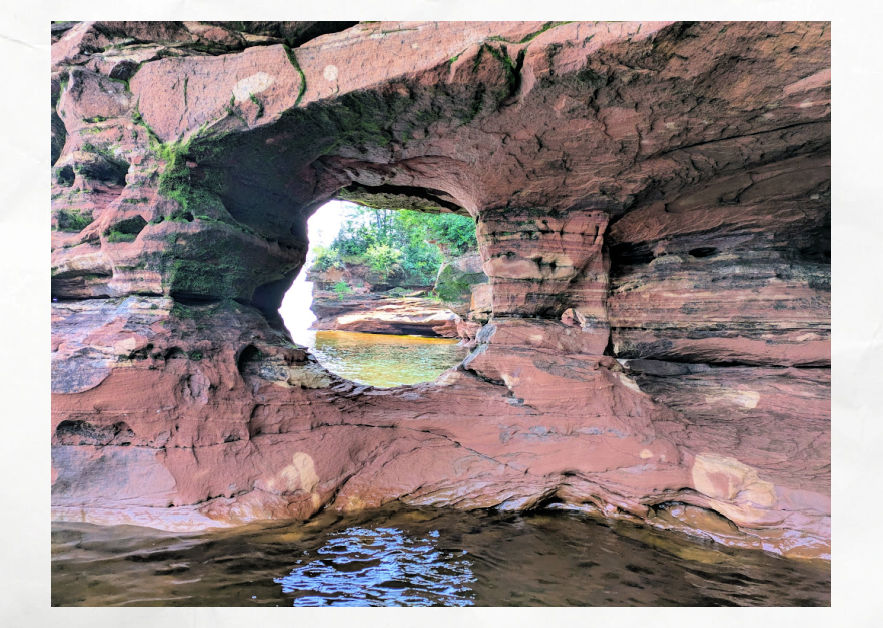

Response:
(50, 21), (830, 560)
(309, 293), (461, 337)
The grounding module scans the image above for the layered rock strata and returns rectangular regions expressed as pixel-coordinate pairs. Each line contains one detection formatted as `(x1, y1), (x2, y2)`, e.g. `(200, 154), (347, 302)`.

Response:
(51, 21), (831, 559)
(309, 293), (461, 338)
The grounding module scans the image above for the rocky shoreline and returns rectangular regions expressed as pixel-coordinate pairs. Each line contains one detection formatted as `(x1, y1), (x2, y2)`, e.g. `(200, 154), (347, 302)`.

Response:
(309, 292), (461, 338)
(306, 251), (489, 343)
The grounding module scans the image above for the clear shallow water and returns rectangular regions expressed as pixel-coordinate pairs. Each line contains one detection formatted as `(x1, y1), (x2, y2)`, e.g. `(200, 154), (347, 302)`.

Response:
(51, 506), (830, 607)
(305, 330), (468, 388)
(280, 261), (467, 388)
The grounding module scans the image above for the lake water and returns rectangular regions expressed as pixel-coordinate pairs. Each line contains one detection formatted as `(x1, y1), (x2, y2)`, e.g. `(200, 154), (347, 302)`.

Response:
(51, 506), (830, 606)
(306, 330), (468, 388)
(280, 265), (468, 388)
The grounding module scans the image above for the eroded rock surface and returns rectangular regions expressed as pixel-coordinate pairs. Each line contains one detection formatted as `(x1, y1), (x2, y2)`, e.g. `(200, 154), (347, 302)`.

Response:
(310, 293), (461, 338)
(51, 21), (830, 560)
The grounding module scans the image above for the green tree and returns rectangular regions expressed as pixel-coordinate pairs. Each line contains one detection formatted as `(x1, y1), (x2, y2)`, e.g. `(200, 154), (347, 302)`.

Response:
(319, 206), (477, 286)
(312, 245), (343, 271)
(365, 243), (404, 280)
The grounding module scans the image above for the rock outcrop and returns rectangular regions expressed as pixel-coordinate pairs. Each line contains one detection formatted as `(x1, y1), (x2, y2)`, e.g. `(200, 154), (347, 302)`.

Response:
(306, 250), (486, 339)
(309, 293), (461, 338)
(433, 252), (488, 305)
(51, 21), (830, 559)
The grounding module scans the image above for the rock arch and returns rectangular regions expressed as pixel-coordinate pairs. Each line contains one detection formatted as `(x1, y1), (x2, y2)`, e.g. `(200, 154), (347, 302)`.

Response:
(51, 21), (830, 558)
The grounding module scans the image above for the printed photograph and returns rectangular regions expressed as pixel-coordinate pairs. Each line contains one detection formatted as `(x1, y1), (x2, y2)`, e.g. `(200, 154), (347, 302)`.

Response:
(50, 20), (831, 606)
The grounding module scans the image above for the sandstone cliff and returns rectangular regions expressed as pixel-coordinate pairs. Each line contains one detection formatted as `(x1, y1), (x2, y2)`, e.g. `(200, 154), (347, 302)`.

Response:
(50, 21), (830, 559)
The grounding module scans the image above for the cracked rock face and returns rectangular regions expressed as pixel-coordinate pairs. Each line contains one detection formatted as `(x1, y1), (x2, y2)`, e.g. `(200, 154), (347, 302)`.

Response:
(51, 21), (830, 560)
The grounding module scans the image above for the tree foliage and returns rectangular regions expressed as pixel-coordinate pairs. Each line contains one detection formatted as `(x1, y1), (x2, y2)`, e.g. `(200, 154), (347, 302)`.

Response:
(315, 207), (477, 285)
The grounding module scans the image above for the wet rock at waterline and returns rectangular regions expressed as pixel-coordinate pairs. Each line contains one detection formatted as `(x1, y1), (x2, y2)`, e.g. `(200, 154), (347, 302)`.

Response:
(51, 21), (830, 560)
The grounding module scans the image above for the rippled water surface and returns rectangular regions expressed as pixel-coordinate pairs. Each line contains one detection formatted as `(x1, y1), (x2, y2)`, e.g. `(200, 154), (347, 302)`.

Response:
(51, 507), (829, 606)
(306, 330), (468, 388)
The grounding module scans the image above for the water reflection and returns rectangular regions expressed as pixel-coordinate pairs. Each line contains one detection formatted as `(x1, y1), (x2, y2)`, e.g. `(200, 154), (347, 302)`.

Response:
(309, 330), (468, 388)
(275, 527), (475, 606)
(51, 506), (830, 607)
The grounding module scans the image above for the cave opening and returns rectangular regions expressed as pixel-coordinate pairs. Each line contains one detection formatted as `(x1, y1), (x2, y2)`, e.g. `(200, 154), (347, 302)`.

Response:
(277, 198), (485, 389)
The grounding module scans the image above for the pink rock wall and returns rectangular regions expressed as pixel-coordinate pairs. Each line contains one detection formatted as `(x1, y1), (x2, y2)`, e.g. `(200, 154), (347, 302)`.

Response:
(51, 21), (830, 559)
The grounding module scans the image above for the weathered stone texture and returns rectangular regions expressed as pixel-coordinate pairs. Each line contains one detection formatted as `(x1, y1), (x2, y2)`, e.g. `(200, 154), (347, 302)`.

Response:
(51, 21), (830, 559)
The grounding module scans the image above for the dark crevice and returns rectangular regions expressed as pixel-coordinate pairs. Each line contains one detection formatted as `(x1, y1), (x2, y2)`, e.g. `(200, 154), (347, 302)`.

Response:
(787, 209), (830, 264)
(55, 165), (75, 187)
(621, 354), (831, 371)
(51, 22), (78, 38)
(122, 343), (154, 361)
(105, 216), (148, 241)
(54, 420), (135, 446)
(458, 363), (506, 388)
(76, 153), (130, 187)
(51, 273), (112, 300)
(657, 120), (828, 157)
(51, 294), (113, 303)
(688, 246), (717, 258)
(317, 472), (357, 516)
(204, 21), (359, 49)
(236, 344), (262, 378)
(602, 334), (616, 357)
(498, 47), (526, 107)
(522, 488), (564, 512)
(608, 241), (655, 276)
(164, 347), (187, 360)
